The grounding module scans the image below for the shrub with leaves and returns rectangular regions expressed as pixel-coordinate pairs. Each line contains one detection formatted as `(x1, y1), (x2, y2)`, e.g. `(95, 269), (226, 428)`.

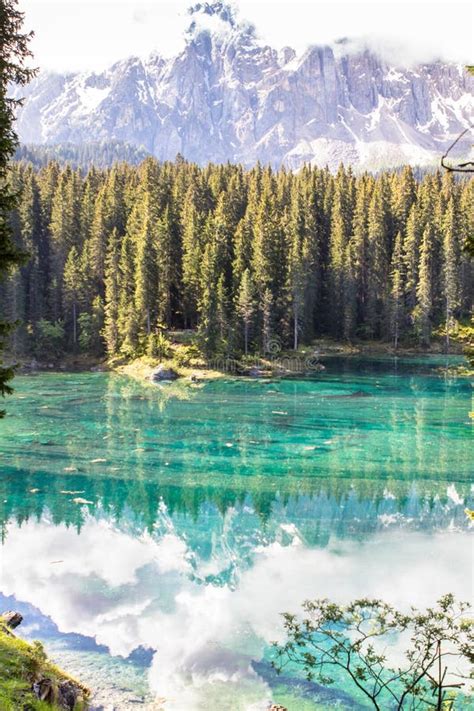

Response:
(34, 320), (65, 361)
(273, 595), (473, 710)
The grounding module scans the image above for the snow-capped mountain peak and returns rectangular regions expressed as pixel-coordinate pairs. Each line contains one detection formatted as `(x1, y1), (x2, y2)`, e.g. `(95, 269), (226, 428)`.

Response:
(185, 1), (258, 51)
(14, 3), (474, 171)
(187, 2), (237, 28)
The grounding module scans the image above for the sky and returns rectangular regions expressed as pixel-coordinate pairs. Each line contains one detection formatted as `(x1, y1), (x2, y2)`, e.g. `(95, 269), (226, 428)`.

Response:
(19, 0), (474, 73)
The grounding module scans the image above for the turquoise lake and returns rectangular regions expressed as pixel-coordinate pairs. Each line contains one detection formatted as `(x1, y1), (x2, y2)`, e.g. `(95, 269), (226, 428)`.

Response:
(0, 356), (472, 710)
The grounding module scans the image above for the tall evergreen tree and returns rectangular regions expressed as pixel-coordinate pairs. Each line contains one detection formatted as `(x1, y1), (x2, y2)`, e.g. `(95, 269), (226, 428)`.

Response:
(442, 197), (460, 350)
(365, 183), (389, 338)
(236, 268), (255, 355)
(390, 232), (404, 349)
(134, 192), (159, 339)
(286, 183), (310, 350)
(328, 166), (352, 335)
(103, 228), (121, 357)
(63, 245), (83, 347)
(414, 225), (433, 347)
(0, 0), (35, 411)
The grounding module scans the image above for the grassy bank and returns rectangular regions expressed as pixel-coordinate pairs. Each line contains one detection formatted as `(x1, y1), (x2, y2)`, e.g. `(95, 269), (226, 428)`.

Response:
(0, 617), (89, 710)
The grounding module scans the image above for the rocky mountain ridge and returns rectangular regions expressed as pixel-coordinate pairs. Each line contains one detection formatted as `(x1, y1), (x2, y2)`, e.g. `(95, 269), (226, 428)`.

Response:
(14, 1), (474, 170)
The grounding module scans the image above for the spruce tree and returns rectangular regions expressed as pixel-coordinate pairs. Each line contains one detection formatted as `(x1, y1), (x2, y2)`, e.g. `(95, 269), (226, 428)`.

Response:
(155, 206), (174, 328)
(342, 242), (357, 341)
(63, 246), (82, 347)
(414, 225), (433, 347)
(348, 177), (371, 331)
(181, 186), (205, 327)
(236, 269), (255, 355)
(442, 197), (460, 350)
(0, 0), (35, 411)
(366, 183), (389, 338)
(328, 167), (352, 335)
(117, 233), (138, 356)
(103, 228), (121, 357)
(262, 288), (274, 355)
(390, 232), (404, 349)
(134, 192), (159, 340)
(286, 184), (309, 350)
(198, 235), (220, 357)
(403, 203), (421, 319)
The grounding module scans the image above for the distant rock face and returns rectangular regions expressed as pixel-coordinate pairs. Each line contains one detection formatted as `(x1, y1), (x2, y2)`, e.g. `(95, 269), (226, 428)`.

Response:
(14, 2), (474, 171)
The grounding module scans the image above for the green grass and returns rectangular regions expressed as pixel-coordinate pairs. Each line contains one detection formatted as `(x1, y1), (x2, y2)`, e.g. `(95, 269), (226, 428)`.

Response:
(0, 619), (88, 710)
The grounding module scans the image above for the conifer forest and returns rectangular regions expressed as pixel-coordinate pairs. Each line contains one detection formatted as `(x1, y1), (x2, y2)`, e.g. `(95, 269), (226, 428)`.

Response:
(3, 158), (472, 361)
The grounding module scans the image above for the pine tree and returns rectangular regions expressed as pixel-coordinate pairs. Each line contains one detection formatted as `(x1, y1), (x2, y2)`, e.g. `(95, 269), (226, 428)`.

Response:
(262, 287), (274, 354)
(232, 212), (254, 293)
(328, 167), (352, 335)
(181, 186), (206, 327)
(49, 167), (81, 319)
(0, 0), (35, 410)
(413, 225), (433, 347)
(366, 183), (389, 338)
(134, 192), (159, 339)
(103, 228), (121, 357)
(391, 165), (416, 237)
(117, 233), (138, 356)
(155, 206), (175, 328)
(442, 197), (460, 350)
(252, 175), (285, 298)
(198, 235), (220, 357)
(236, 269), (255, 355)
(403, 204), (421, 317)
(63, 246), (82, 347)
(342, 241), (357, 341)
(17, 167), (44, 326)
(286, 184), (309, 350)
(390, 232), (404, 349)
(348, 176), (371, 332)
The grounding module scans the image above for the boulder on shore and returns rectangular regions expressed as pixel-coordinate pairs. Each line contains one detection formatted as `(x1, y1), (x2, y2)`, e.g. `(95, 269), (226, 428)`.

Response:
(150, 364), (179, 382)
(2, 611), (23, 630)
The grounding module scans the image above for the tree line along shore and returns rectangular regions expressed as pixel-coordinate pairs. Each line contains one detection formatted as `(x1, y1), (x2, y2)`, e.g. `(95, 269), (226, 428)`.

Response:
(1, 159), (472, 366)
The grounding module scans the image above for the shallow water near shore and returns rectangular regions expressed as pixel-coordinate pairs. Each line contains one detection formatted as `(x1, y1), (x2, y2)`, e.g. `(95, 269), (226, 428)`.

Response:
(0, 356), (472, 710)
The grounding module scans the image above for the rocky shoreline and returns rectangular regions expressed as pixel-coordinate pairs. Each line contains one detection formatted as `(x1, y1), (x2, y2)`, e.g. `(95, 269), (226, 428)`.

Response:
(0, 611), (89, 709)
(13, 336), (464, 384)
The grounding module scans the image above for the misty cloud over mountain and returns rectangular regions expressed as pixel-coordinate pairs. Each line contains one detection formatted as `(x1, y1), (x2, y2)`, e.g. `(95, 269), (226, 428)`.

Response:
(14, 2), (474, 171)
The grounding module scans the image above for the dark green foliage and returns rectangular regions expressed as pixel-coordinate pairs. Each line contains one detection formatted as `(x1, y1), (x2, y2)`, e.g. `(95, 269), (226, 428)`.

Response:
(1, 158), (472, 362)
(34, 319), (65, 360)
(15, 140), (151, 169)
(0, 0), (36, 413)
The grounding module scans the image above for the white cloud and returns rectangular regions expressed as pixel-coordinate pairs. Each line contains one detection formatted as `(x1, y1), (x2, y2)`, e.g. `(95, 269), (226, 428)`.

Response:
(18, 0), (474, 72)
(0, 513), (471, 709)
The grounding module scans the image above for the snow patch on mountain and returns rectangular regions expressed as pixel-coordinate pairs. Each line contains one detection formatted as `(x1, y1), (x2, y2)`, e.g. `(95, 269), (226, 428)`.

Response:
(13, 2), (474, 170)
(75, 83), (111, 114)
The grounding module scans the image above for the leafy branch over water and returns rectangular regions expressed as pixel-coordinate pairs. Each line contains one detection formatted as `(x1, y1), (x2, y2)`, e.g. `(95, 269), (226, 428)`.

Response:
(273, 594), (473, 710)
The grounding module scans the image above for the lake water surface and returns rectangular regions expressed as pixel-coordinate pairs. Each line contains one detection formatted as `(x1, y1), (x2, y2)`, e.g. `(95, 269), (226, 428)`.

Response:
(0, 357), (472, 710)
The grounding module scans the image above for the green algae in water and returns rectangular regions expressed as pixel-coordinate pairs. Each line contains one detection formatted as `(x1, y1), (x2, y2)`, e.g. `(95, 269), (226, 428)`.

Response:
(0, 356), (472, 710)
